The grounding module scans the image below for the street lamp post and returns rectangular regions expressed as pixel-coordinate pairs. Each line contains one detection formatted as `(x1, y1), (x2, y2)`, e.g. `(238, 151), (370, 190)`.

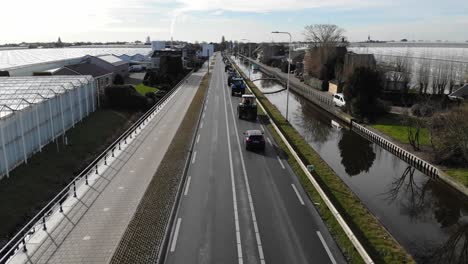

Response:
(241, 39), (251, 80)
(272, 31), (292, 122)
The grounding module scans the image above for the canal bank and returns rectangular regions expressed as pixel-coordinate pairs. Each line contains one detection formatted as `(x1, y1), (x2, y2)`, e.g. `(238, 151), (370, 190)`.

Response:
(232, 56), (468, 264)
(240, 55), (468, 198)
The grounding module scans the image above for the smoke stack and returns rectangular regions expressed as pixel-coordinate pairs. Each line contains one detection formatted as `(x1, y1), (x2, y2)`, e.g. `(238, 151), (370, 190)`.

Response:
(171, 37), (174, 49)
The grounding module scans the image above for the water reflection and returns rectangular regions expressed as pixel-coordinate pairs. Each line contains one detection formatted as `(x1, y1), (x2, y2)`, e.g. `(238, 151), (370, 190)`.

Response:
(384, 166), (431, 222)
(338, 131), (376, 176)
(432, 222), (468, 264)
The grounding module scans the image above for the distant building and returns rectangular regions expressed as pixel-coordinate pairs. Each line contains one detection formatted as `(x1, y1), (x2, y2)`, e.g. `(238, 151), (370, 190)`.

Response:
(145, 36), (151, 45)
(151, 41), (166, 51)
(81, 54), (129, 78)
(201, 44), (214, 57)
(52, 63), (113, 96)
(342, 52), (376, 81)
(117, 53), (150, 63)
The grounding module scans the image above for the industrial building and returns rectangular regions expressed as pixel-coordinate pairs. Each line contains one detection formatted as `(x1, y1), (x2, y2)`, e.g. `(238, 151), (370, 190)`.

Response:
(0, 76), (96, 178)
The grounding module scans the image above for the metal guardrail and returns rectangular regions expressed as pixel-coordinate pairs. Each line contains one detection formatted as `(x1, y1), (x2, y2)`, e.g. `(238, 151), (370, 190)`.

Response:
(229, 56), (374, 264)
(350, 120), (439, 178)
(0, 70), (193, 263)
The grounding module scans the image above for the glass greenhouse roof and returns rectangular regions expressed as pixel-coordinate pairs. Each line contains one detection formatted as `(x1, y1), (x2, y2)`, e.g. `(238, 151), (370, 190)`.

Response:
(0, 76), (93, 118)
(0, 47), (151, 70)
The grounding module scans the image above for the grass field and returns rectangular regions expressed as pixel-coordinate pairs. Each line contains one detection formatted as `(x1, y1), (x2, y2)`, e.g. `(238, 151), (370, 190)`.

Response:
(134, 83), (159, 96)
(445, 168), (468, 187)
(371, 113), (431, 146)
(0, 109), (138, 245)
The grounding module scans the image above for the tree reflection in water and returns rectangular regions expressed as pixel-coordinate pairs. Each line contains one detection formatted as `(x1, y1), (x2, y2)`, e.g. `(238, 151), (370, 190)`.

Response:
(431, 222), (468, 264)
(338, 130), (376, 176)
(384, 166), (432, 221)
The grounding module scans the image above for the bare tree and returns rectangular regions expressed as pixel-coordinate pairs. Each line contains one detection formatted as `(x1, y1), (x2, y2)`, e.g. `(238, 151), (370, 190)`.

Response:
(404, 113), (426, 151)
(304, 24), (346, 47)
(416, 58), (431, 94)
(430, 104), (468, 165)
(304, 24), (347, 81)
(384, 52), (412, 92)
(433, 61), (450, 94)
(446, 59), (457, 94)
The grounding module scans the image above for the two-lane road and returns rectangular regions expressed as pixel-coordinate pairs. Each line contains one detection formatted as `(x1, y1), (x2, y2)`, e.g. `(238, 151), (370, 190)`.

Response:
(165, 54), (346, 264)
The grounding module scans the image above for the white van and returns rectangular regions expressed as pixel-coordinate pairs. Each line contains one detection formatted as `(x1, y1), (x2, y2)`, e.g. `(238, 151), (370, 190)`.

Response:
(333, 93), (346, 107)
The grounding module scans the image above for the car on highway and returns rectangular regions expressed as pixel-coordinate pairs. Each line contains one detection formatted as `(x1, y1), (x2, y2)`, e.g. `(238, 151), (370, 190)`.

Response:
(333, 93), (346, 107)
(243, 130), (265, 151)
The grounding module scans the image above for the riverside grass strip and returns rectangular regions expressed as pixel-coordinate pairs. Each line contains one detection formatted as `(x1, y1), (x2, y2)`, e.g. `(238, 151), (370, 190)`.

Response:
(110, 72), (210, 264)
(232, 62), (414, 264)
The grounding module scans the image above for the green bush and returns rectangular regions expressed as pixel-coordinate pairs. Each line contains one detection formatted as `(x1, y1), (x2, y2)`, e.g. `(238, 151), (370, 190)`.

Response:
(105, 85), (150, 110)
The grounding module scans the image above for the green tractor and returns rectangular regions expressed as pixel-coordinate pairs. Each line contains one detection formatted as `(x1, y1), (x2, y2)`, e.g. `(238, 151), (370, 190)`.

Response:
(237, 94), (257, 120)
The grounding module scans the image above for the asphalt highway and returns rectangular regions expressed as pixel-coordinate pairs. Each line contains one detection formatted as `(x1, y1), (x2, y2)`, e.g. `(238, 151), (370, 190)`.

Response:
(165, 54), (346, 264)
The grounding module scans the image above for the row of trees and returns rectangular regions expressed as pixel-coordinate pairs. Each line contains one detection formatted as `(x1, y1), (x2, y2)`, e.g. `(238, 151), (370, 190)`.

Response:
(378, 53), (468, 95)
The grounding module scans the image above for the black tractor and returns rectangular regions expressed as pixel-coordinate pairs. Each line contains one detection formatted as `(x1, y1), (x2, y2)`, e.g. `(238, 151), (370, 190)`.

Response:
(237, 94), (257, 120)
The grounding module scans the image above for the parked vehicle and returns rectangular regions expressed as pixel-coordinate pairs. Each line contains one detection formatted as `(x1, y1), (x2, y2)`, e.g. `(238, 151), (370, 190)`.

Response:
(231, 77), (246, 96)
(243, 130), (265, 151)
(129, 65), (144, 72)
(237, 94), (257, 120)
(333, 93), (346, 107)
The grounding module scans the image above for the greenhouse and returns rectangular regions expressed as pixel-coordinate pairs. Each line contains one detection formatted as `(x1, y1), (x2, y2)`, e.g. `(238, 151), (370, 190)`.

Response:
(0, 76), (96, 178)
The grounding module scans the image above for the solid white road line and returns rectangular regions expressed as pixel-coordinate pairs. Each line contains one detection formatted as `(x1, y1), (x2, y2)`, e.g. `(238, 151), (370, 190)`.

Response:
(317, 231), (337, 264)
(184, 176), (192, 196)
(291, 184), (305, 206)
(196, 134), (200, 144)
(266, 138), (272, 146)
(170, 218), (182, 252)
(276, 156), (285, 170)
(222, 68), (265, 264)
(191, 151), (197, 164)
(221, 64), (244, 264)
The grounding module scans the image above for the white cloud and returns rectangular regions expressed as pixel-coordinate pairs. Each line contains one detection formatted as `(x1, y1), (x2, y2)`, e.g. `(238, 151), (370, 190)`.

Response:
(172, 0), (382, 13)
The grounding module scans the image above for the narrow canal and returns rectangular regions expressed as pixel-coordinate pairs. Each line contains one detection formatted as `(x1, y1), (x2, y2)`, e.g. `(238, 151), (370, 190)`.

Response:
(234, 57), (468, 264)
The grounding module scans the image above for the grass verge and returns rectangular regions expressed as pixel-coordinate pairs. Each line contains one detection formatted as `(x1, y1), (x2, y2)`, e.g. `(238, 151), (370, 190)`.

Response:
(134, 83), (159, 95)
(232, 62), (414, 263)
(110, 72), (210, 263)
(371, 113), (430, 146)
(445, 168), (468, 187)
(0, 109), (140, 247)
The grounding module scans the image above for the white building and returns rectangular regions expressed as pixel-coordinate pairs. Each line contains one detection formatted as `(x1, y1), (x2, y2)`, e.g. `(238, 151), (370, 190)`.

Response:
(0, 76), (96, 178)
(202, 44), (214, 57)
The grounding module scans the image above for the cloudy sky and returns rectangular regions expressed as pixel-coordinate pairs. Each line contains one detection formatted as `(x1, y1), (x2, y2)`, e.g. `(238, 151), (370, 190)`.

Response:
(1, 0), (467, 44)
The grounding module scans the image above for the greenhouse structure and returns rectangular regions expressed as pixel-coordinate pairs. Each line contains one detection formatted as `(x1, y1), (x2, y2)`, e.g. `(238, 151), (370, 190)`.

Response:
(0, 76), (96, 179)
